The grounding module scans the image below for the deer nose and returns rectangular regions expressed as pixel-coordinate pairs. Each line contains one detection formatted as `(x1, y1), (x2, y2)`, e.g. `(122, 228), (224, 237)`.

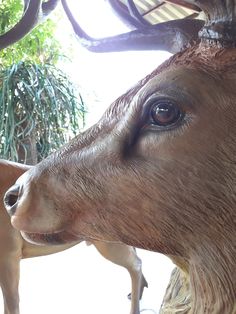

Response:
(4, 184), (21, 216)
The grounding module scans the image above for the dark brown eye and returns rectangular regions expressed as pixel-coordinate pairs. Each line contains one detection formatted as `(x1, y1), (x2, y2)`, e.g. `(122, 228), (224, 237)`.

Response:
(151, 100), (182, 127)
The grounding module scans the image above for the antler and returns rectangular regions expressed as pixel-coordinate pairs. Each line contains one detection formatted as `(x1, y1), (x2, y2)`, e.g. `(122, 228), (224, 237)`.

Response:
(0, 0), (60, 50)
(106, 0), (144, 29)
(1, 0), (234, 53)
(185, 0), (236, 45)
(42, 0), (60, 15)
(126, 0), (150, 27)
(61, 0), (204, 54)
(0, 0), (204, 53)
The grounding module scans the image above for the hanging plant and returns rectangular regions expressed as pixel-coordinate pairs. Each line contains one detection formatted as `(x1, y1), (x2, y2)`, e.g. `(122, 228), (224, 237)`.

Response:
(0, 61), (86, 164)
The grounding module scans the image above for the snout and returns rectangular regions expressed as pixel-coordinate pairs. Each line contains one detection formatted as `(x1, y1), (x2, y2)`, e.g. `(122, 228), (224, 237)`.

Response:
(3, 172), (70, 235)
(4, 184), (21, 216)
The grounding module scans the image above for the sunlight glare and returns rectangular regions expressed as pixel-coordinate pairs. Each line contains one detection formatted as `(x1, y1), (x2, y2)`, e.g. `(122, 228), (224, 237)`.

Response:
(57, 1), (171, 125)
(66, 0), (129, 37)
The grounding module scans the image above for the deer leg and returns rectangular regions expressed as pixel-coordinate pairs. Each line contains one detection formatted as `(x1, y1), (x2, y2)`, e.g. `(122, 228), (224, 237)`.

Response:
(0, 257), (20, 314)
(92, 241), (148, 314)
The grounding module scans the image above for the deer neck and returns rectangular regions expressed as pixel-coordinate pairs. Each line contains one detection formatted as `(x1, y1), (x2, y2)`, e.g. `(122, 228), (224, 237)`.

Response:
(189, 246), (236, 314)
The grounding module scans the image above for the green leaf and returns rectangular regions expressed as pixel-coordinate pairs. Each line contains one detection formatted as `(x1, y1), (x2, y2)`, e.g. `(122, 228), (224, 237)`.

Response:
(0, 62), (86, 164)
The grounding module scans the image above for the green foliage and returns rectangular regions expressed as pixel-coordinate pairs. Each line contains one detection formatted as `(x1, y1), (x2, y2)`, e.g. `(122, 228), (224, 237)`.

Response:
(0, 0), (61, 67)
(0, 61), (86, 163)
(0, 1), (86, 164)
(0, 0), (22, 32)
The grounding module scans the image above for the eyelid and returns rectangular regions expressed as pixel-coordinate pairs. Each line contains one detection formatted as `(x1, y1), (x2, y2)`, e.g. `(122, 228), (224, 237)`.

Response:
(143, 89), (196, 112)
(145, 93), (179, 107)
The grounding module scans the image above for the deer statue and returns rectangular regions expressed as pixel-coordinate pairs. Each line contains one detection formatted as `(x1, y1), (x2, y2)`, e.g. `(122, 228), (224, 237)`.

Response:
(2, 0), (236, 313)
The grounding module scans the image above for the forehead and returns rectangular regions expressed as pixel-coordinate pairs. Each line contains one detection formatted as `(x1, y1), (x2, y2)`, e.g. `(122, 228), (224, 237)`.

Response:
(135, 45), (236, 99)
(161, 43), (236, 75)
(103, 44), (236, 122)
(138, 67), (209, 99)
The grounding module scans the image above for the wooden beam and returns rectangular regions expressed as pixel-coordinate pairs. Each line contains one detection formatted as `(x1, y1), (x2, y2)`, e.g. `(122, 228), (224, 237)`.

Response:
(142, 2), (165, 16)
(164, 0), (201, 12)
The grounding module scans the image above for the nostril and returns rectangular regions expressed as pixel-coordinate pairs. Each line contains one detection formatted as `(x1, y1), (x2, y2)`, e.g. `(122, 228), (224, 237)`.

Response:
(4, 184), (21, 216)
(7, 193), (18, 207)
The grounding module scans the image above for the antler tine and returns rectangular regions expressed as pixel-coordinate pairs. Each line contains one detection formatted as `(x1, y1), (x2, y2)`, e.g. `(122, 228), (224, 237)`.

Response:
(0, 1), (42, 50)
(62, 0), (204, 54)
(23, 0), (30, 11)
(0, 0), (60, 51)
(107, 0), (146, 29)
(42, 0), (60, 17)
(126, 0), (151, 27)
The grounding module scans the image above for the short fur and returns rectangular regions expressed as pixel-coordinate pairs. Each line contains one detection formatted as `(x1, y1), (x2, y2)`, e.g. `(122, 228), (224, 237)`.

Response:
(4, 44), (236, 313)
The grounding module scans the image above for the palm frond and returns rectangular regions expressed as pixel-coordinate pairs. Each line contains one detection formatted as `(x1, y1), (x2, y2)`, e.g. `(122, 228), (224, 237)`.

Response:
(0, 61), (86, 164)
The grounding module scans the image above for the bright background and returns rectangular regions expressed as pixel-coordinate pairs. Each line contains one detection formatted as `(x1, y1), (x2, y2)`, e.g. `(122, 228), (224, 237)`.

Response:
(1, 1), (174, 313)
(17, 245), (173, 314)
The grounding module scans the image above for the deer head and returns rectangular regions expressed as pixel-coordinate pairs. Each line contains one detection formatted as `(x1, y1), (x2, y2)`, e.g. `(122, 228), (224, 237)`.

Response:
(3, 1), (236, 313)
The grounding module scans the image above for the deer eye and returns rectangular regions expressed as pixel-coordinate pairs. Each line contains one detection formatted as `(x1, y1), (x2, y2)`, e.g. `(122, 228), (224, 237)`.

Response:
(150, 100), (182, 127)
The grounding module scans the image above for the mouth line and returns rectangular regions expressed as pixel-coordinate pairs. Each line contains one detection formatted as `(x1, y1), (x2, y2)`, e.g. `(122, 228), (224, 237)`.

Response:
(11, 213), (68, 235)
(21, 230), (82, 245)
(22, 229), (63, 235)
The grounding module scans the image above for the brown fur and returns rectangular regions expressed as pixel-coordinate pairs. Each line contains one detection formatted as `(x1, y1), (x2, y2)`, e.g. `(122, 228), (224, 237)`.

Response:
(4, 44), (236, 313)
(0, 160), (147, 314)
